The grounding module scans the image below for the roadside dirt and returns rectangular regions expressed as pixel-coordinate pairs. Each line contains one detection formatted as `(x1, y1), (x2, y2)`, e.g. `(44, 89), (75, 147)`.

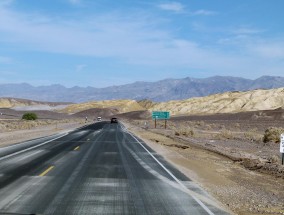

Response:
(0, 119), (86, 147)
(124, 122), (284, 215)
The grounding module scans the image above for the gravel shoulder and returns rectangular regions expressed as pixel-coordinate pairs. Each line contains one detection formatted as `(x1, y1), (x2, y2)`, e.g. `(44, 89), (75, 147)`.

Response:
(124, 121), (284, 215)
(0, 119), (86, 147)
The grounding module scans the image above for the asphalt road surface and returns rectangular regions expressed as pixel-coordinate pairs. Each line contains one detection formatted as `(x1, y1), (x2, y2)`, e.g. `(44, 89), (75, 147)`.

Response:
(0, 122), (230, 215)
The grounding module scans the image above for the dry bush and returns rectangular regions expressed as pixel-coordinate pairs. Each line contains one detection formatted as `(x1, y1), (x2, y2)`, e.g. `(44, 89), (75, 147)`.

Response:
(205, 124), (212, 130)
(0, 123), (5, 131)
(175, 131), (180, 136)
(210, 123), (217, 129)
(214, 129), (234, 140)
(244, 131), (263, 143)
(263, 127), (284, 143)
(0, 119), (79, 131)
(221, 129), (234, 139)
(186, 121), (195, 127)
(194, 121), (205, 127)
(167, 121), (176, 130)
(174, 128), (194, 137)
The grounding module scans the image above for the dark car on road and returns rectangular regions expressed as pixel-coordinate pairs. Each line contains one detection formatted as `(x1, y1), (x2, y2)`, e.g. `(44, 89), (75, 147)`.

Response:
(110, 117), (118, 123)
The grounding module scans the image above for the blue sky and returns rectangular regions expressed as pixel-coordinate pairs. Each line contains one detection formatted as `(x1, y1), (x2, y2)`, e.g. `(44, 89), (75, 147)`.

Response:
(0, 0), (284, 87)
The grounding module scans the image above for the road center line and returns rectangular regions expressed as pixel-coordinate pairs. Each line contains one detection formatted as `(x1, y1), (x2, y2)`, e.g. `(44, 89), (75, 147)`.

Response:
(74, 146), (80, 151)
(126, 131), (215, 215)
(39, 166), (54, 177)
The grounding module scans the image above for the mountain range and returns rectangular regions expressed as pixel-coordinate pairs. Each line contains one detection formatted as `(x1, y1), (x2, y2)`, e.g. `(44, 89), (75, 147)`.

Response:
(1, 76), (284, 102)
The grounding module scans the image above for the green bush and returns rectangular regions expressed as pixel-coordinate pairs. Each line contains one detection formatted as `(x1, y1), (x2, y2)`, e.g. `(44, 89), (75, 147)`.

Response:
(22, 112), (38, 120)
(263, 127), (284, 143)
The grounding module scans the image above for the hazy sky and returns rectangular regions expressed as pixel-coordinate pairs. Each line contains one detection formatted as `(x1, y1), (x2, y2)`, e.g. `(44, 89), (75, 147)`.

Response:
(0, 0), (284, 87)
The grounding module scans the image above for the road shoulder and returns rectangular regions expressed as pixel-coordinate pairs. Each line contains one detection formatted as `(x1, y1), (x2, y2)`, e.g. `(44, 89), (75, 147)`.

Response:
(125, 122), (284, 215)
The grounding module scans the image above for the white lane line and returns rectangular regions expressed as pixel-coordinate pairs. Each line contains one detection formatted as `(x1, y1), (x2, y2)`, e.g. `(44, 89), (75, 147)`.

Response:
(127, 131), (215, 215)
(0, 133), (68, 162)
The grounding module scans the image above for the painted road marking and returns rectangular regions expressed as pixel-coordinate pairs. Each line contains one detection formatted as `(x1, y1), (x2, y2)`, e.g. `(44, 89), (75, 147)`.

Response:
(127, 131), (215, 215)
(74, 146), (80, 151)
(39, 166), (54, 177)
(0, 133), (68, 162)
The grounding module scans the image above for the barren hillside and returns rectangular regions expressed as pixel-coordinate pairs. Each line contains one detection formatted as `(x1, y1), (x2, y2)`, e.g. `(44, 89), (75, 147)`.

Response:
(0, 98), (70, 110)
(61, 99), (145, 114)
(150, 88), (284, 116)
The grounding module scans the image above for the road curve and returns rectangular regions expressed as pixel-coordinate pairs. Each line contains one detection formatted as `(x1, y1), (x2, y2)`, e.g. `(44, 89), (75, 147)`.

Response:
(0, 122), (230, 215)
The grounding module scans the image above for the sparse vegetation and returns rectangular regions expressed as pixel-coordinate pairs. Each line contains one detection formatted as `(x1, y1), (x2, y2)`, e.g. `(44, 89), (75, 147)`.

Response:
(174, 128), (194, 137)
(22, 112), (38, 120)
(218, 129), (234, 139)
(0, 119), (82, 132)
(244, 131), (262, 143)
(238, 128), (262, 143)
(194, 120), (205, 127)
(263, 127), (284, 143)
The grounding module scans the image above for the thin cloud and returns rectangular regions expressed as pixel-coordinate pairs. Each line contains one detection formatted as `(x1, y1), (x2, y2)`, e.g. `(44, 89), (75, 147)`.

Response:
(75, 64), (87, 72)
(248, 41), (284, 59)
(232, 27), (264, 35)
(0, 0), (14, 7)
(157, 2), (184, 13)
(218, 27), (265, 45)
(0, 5), (283, 79)
(68, 0), (82, 5)
(191, 10), (217, 16)
(0, 56), (12, 64)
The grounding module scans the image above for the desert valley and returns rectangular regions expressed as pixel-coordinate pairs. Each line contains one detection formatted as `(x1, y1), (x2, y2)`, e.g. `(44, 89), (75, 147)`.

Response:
(1, 86), (284, 214)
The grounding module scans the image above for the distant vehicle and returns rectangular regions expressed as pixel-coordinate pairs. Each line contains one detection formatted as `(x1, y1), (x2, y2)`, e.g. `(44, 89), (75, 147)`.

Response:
(97, 117), (102, 121)
(110, 117), (118, 123)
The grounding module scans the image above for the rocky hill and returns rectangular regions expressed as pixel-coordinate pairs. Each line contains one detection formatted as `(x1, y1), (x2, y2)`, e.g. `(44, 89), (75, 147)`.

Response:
(60, 100), (145, 114)
(1, 76), (284, 102)
(2, 87), (284, 118)
(0, 98), (70, 110)
(59, 87), (284, 117)
(150, 88), (284, 116)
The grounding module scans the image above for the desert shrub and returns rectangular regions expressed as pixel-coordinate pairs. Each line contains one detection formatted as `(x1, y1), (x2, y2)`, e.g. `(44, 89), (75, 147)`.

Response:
(184, 129), (194, 137)
(174, 128), (194, 137)
(244, 131), (262, 143)
(263, 127), (284, 143)
(205, 124), (212, 130)
(167, 122), (176, 130)
(218, 129), (233, 139)
(0, 123), (5, 131)
(195, 121), (205, 127)
(22, 112), (38, 120)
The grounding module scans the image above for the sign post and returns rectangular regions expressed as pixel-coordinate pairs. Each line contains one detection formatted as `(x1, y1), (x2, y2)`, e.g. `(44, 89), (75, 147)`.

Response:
(155, 116), (157, 129)
(152, 111), (170, 129)
(280, 134), (284, 165)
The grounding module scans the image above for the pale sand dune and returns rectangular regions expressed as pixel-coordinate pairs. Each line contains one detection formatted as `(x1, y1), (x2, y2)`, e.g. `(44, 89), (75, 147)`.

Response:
(61, 99), (146, 114)
(0, 98), (70, 110)
(0, 98), (25, 108)
(150, 88), (284, 116)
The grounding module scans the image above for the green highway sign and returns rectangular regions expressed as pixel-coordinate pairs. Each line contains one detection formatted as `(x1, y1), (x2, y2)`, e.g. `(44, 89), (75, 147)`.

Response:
(152, 111), (170, 120)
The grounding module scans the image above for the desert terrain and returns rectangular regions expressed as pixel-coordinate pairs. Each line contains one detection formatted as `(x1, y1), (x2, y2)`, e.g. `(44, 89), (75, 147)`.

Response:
(1, 88), (284, 214)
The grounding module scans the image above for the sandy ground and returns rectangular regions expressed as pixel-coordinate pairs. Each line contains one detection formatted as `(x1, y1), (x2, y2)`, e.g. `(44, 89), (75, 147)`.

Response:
(0, 119), (87, 147)
(124, 122), (284, 215)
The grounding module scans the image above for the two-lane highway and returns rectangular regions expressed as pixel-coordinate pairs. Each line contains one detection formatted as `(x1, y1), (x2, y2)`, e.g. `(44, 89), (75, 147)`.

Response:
(0, 122), (230, 214)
